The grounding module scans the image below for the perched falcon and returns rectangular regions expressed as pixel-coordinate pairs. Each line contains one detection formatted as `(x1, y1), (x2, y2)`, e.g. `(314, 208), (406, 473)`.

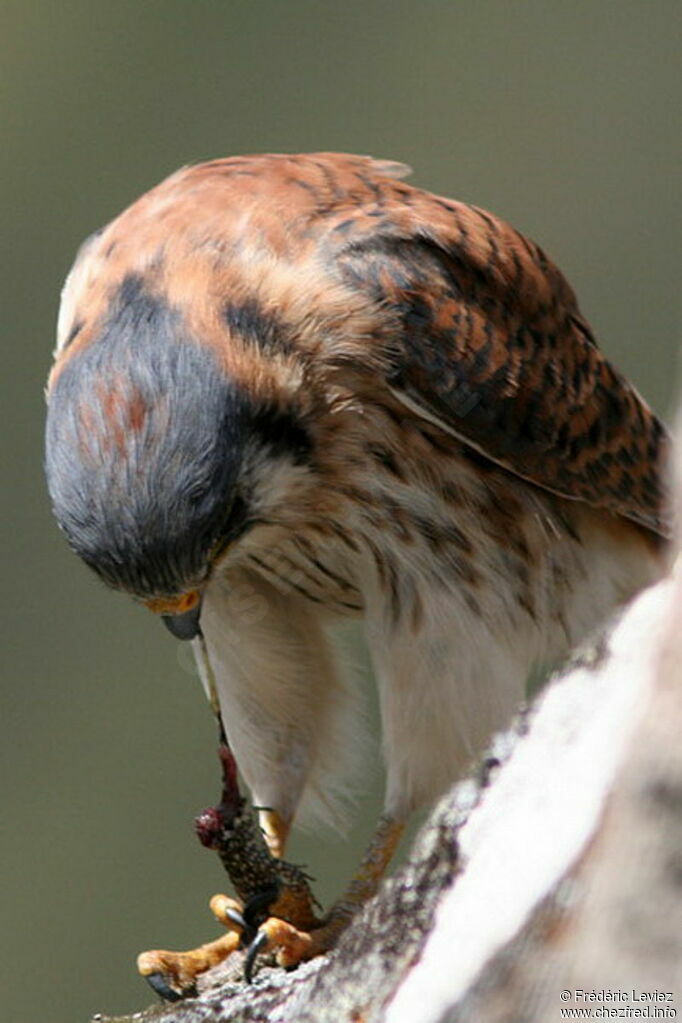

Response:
(45, 153), (668, 994)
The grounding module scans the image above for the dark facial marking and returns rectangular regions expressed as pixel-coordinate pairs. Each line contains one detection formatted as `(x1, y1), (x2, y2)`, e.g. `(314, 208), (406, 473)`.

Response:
(250, 405), (312, 467)
(64, 320), (84, 348)
(223, 299), (296, 356)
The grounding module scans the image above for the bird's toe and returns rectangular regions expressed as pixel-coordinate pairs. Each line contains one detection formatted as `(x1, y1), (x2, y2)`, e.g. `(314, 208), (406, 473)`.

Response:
(137, 901), (244, 1002)
(244, 916), (316, 981)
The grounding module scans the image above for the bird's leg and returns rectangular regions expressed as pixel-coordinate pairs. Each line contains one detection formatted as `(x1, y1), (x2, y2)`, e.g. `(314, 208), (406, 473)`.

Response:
(137, 742), (321, 1000)
(258, 807), (291, 859)
(327, 812), (404, 923)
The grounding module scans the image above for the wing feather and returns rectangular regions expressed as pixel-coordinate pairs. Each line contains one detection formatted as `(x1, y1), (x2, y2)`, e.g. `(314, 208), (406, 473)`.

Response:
(331, 191), (668, 537)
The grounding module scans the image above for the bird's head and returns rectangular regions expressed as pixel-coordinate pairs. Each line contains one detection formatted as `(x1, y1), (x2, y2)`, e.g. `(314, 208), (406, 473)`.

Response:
(45, 270), (310, 639)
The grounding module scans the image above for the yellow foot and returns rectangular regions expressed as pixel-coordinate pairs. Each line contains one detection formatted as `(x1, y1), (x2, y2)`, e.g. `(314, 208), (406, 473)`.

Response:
(242, 815), (405, 980)
(137, 889), (347, 998)
(243, 910), (354, 980)
(137, 880), (322, 999)
(137, 933), (241, 1001)
(137, 895), (245, 1001)
(138, 807), (403, 996)
(211, 891), (320, 982)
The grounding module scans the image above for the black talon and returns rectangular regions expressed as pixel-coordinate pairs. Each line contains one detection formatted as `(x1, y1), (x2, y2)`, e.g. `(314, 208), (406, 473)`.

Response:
(224, 906), (247, 930)
(244, 929), (269, 984)
(145, 971), (194, 1002)
(242, 884), (280, 931)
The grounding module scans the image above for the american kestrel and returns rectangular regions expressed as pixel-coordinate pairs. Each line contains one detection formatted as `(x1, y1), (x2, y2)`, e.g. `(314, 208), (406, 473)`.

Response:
(45, 153), (668, 996)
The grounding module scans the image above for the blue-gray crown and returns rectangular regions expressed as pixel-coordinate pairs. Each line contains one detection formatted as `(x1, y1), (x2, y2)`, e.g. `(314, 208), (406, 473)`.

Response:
(45, 276), (247, 599)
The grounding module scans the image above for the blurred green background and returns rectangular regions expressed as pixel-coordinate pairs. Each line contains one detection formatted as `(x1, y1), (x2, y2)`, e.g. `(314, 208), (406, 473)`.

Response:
(1, 1), (681, 1020)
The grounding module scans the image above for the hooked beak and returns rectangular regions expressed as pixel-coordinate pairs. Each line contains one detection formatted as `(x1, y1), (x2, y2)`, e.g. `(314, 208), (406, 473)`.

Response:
(145, 590), (203, 641)
(162, 602), (202, 640)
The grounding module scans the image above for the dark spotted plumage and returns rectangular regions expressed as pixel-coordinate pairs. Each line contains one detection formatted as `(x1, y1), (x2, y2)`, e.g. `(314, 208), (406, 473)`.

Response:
(331, 200), (667, 536)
